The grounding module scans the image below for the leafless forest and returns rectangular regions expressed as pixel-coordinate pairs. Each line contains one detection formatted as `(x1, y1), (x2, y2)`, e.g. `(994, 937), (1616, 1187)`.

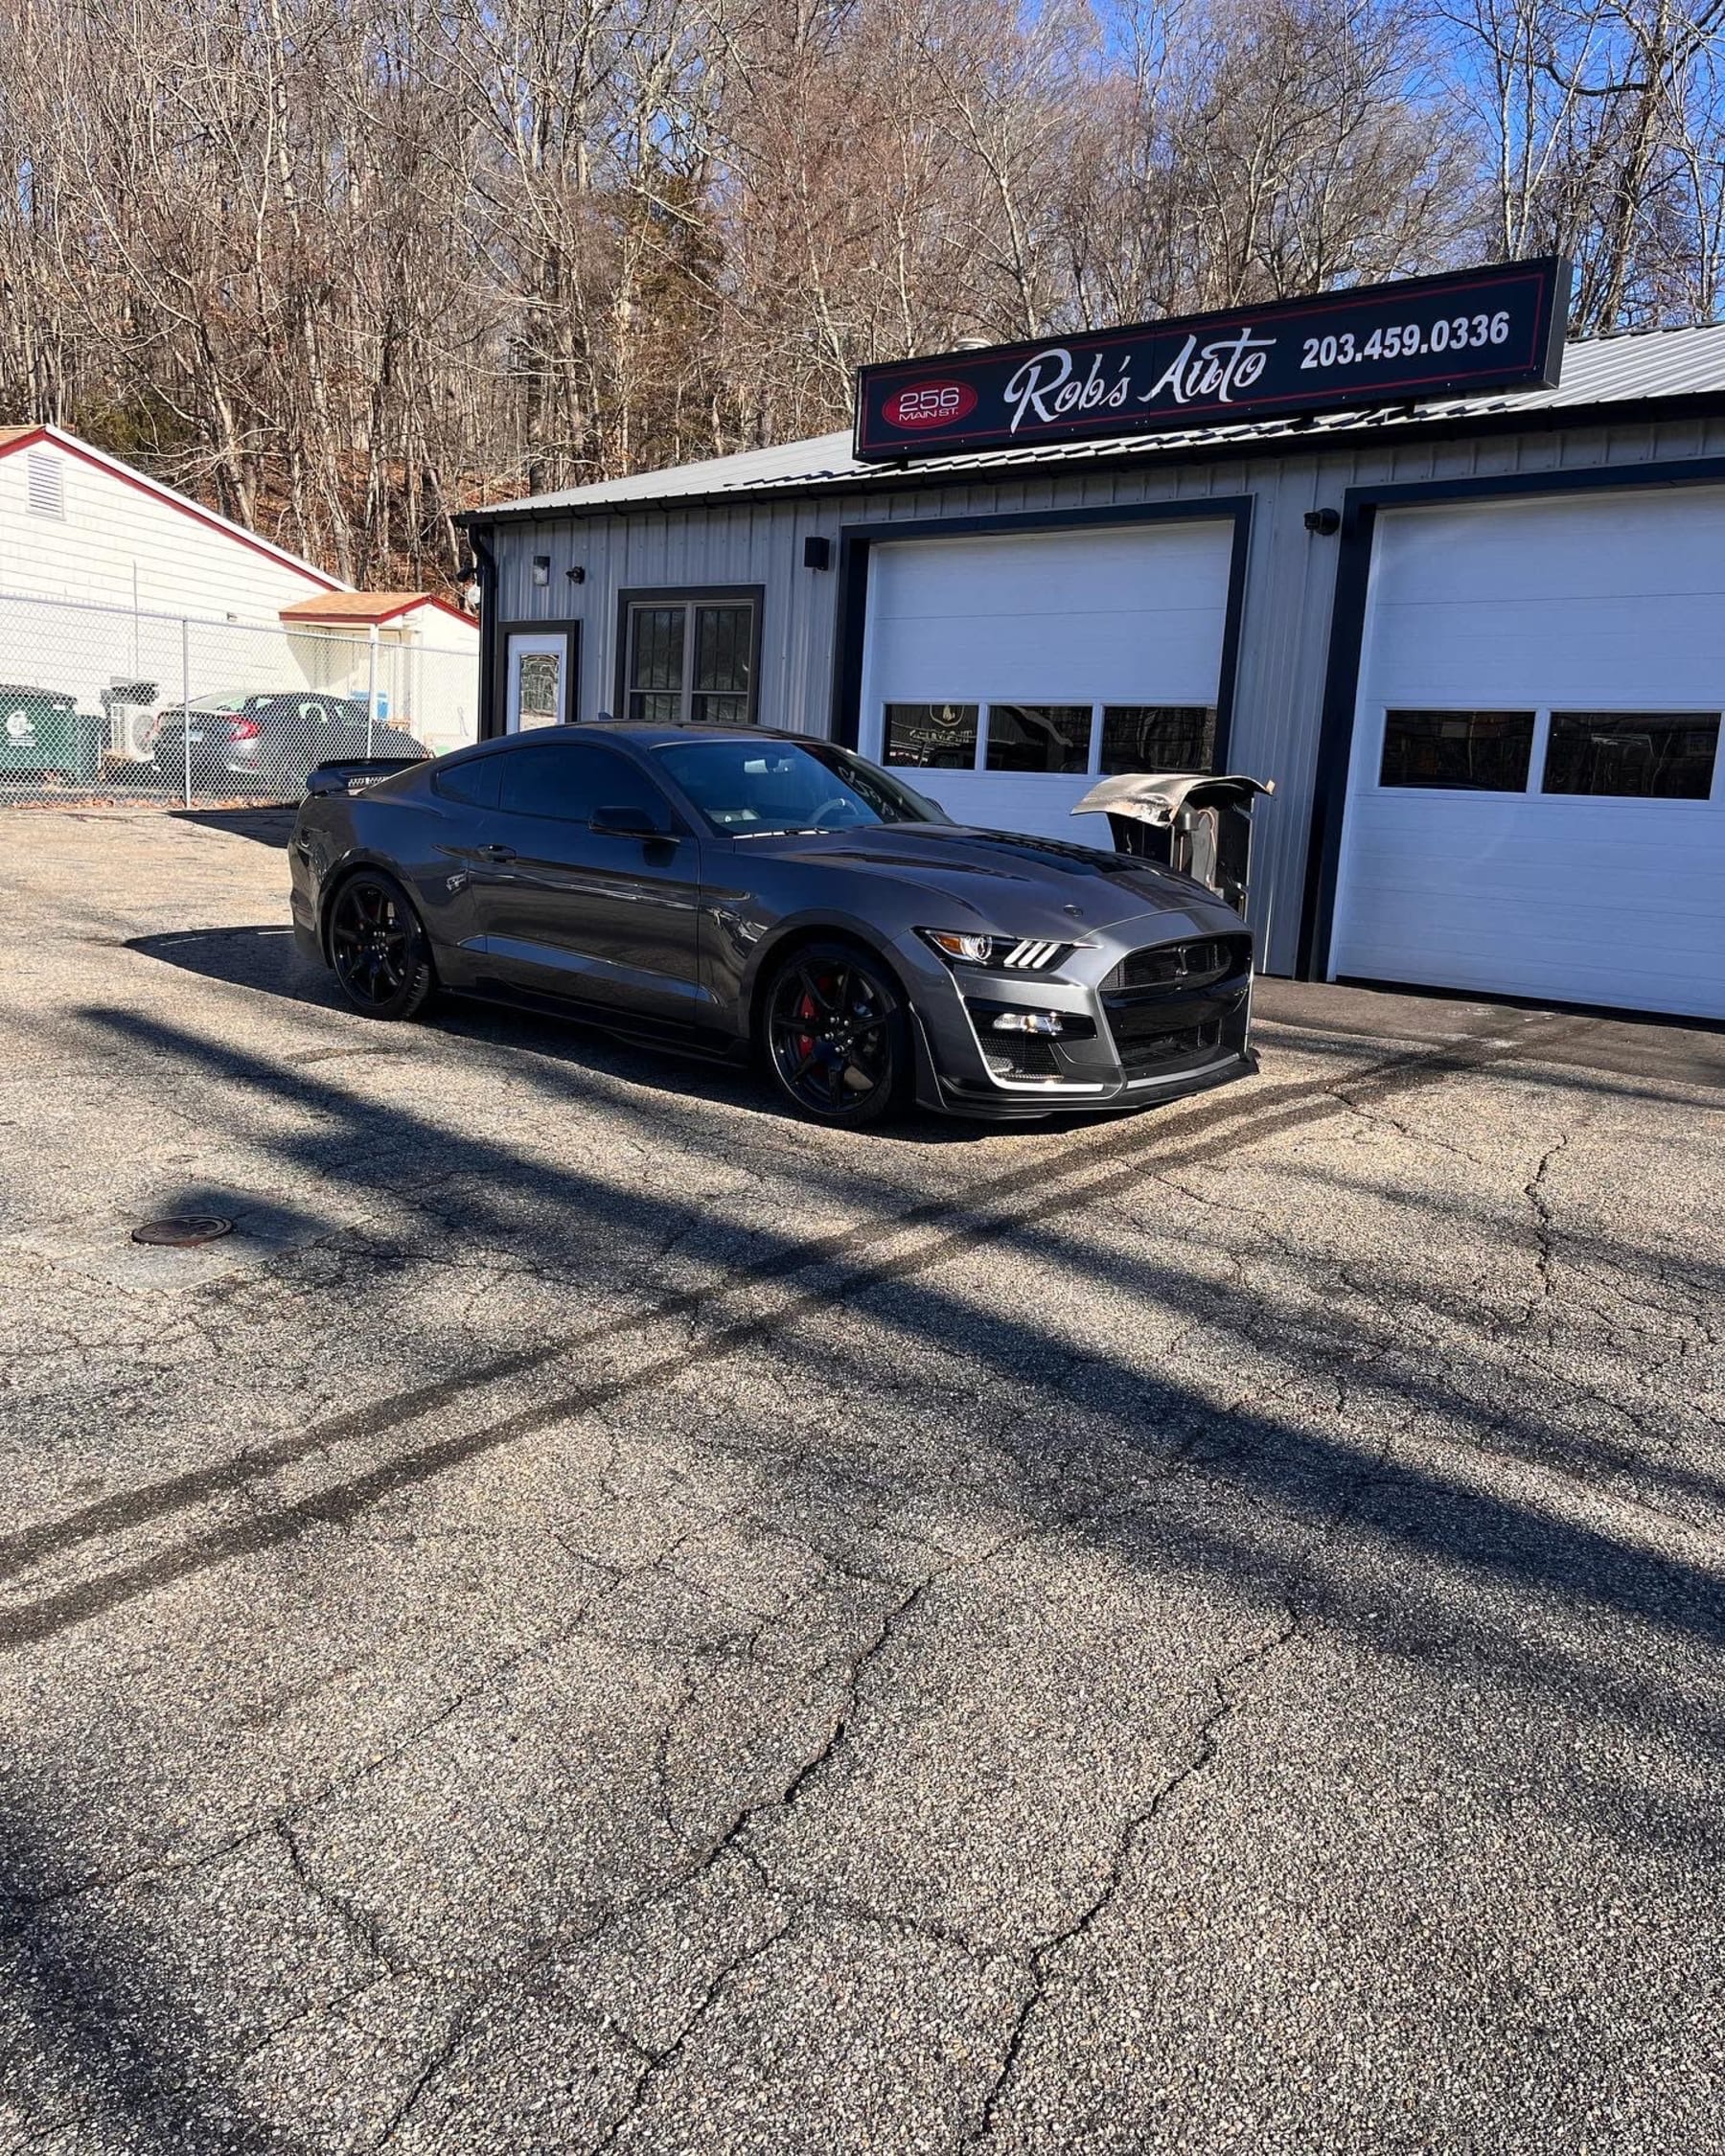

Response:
(3, 0), (1721, 585)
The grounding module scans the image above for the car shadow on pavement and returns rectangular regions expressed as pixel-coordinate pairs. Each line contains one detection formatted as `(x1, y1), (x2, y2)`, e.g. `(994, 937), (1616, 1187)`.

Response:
(124, 926), (1014, 1144)
(166, 807), (297, 847)
(6, 992), (1723, 2142)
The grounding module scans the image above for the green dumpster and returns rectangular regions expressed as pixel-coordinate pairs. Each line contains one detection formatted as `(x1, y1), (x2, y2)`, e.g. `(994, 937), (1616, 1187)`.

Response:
(0, 686), (101, 782)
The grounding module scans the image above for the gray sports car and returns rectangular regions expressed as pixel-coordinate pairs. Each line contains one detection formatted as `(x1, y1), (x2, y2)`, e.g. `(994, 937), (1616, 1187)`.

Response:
(288, 723), (1256, 1125)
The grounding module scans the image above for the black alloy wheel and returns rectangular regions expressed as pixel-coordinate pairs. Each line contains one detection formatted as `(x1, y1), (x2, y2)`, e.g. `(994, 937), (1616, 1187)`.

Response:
(328, 871), (436, 1021)
(764, 941), (908, 1126)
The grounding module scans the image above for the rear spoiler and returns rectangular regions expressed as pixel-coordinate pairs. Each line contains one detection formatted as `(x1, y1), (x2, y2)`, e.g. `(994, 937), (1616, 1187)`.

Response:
(1072, 772), (1275, 826)
(304, 756), (426, 798)
(1072, 770), (1275, 917)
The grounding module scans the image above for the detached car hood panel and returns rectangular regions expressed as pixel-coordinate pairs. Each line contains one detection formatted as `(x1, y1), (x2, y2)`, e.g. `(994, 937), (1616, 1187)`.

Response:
(748, 824), (1223, 933)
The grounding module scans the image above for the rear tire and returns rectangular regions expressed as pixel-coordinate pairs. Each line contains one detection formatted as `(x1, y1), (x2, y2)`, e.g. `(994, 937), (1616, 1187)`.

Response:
(762, 940), (908, 1127)
(327, 870), (437, 1021)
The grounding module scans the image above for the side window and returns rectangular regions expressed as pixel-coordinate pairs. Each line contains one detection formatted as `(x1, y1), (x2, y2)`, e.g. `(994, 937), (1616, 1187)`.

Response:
(497, 741), (606, 821)
(584, 746), (678, 828)
(433, 753), (502, 809)
(494, 739), (674, 826)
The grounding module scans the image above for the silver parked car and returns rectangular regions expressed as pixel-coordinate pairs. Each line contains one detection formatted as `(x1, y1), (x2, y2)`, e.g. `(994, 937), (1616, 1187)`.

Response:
(288, 724), (1256, 1125)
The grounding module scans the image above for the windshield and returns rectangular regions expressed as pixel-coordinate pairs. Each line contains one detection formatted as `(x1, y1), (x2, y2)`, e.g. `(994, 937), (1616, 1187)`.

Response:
(655, 739), (947, 837)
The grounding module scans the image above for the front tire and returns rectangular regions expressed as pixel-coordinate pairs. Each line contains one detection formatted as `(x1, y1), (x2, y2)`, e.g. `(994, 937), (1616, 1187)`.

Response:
(762, 940), (908, 1127)
(327, 870), (436, 1021)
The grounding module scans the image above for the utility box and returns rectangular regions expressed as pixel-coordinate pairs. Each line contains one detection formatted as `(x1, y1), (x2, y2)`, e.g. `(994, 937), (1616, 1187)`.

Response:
(1073, 772), (1275, 919)
(102, 679), (162, 764)
(0, 685), (101, 782)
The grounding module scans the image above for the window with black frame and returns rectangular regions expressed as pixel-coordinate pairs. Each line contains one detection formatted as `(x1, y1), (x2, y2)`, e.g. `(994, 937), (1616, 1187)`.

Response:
(1099, 705), (1216, 774)
(984, 703), (1092, 773)
(1542, 712), (1720, 800)
(1380, 710), (1535, 791)
(884, 702), (978, 768)
(625, 594), (758, 725)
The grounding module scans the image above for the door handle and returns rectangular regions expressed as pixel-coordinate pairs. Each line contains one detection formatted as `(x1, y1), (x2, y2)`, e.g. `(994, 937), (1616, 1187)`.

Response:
(480, 843), (518, 860)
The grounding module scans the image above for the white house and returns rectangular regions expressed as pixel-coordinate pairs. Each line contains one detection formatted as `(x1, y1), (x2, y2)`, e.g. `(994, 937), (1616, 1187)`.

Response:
(0, 424), (347, 619)
(278, 591), (482, 756)
(0, 424), (478, 760)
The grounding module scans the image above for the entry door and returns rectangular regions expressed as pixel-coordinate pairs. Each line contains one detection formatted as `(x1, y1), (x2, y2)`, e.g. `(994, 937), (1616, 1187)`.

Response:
(472, 736), (707, 1020)
(505, 630), (575, 731)
(1329, 489), (1725, 1020)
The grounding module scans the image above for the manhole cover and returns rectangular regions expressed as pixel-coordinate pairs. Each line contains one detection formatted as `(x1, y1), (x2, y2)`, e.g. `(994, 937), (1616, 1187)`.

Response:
(131, 1216), (234, 1249)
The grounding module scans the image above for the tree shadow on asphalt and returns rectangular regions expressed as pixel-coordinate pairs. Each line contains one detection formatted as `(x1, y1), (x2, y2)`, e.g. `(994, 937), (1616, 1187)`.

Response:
(5, 993), (1723, 2141)
(5, 997), (1721, 1668)
(0, 1802), (325, 2155)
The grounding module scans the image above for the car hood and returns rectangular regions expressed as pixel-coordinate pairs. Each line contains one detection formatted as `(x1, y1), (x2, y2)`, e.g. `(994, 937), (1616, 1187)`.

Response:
(740, 823), (1230, 934)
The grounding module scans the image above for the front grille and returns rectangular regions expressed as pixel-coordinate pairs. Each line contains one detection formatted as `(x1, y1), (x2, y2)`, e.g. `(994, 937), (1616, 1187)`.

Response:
(1102, 934), (1250, 993)
(1113, 1019), (1221, 1075)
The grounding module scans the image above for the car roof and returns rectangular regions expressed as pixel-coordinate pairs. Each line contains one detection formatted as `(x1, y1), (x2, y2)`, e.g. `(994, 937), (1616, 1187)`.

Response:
(480, 722), (804, 752)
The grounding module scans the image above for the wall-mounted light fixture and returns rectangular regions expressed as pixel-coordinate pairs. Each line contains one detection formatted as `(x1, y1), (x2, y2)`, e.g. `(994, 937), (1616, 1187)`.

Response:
(1303, 508), (1341, 537)
(532, 555), (551, 585)
(566, 564), (586, 585)
(802, 536), (832, 571)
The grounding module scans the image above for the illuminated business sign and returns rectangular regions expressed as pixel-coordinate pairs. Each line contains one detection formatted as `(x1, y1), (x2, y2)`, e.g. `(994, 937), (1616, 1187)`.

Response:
(853, 258), (1569, 463)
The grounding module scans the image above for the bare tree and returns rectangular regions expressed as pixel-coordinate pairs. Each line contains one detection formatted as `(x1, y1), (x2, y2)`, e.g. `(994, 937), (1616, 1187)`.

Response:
(0, 0), (1716, 585)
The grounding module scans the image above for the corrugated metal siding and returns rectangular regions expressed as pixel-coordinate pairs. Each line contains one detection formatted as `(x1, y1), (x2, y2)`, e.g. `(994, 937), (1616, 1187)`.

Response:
(488, 415), (1725, 975)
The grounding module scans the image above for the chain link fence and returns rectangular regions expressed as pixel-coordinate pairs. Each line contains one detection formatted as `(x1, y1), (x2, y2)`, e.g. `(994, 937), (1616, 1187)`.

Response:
(0, 589), (479, 805)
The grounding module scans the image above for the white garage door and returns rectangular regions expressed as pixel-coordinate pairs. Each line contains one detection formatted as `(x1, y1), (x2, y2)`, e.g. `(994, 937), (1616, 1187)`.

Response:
(1329, 488), (1725, 1020)
(858, 520), (1234, 843)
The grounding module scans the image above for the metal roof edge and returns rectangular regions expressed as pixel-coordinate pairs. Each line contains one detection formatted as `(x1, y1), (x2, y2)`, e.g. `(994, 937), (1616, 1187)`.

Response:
(455, 387), (1725, 530)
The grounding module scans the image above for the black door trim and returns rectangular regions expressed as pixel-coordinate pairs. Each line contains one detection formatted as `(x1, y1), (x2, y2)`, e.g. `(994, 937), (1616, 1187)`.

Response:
(490, 620), (581, 739)
(1300, 452), (1725, 980)
(828, 497), (1255, 770)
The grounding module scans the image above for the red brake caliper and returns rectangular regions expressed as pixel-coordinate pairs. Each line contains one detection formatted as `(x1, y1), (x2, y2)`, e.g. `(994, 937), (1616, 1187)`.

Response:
(795, 989), (817, 1061)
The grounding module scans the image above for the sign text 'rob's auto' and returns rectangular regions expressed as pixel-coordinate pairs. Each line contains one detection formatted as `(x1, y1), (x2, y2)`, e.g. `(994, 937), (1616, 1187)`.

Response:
(853, 259), (1570, 463)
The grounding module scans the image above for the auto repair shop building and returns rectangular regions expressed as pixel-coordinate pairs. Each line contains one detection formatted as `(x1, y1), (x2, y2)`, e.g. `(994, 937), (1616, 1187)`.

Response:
(461, 272), (1725, 1023)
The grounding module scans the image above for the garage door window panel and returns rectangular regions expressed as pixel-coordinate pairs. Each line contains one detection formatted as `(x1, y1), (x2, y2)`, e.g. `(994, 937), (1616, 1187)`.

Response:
(984, 704), (1092, 774)
(624, 593), (760, 726)
(1380, 709), (1535, 791)
(1542, 712), (1720, 800)
(884, 702), (978, 768)
(1100, 705), (1217, 775)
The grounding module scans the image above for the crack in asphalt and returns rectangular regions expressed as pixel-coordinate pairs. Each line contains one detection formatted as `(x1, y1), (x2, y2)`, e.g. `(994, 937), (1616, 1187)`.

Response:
(964, 1604), (1305, 2146)
(1523, 1132), (1572, 1329)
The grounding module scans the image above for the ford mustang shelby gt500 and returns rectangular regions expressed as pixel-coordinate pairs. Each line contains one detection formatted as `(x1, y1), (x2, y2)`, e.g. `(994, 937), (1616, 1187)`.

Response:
(288, 723), (1256, 1125)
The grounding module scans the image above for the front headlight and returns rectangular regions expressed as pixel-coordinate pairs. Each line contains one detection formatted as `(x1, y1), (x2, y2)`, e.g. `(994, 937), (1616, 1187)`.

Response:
(917, 929), (1078, 971)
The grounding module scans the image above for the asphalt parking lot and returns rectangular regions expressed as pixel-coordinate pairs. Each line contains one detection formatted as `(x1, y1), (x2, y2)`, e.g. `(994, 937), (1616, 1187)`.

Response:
(2, 804), (1722, 2155)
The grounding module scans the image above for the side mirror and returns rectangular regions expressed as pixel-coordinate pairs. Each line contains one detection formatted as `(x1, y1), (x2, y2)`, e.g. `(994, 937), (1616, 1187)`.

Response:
(590, 803), (673, 838)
